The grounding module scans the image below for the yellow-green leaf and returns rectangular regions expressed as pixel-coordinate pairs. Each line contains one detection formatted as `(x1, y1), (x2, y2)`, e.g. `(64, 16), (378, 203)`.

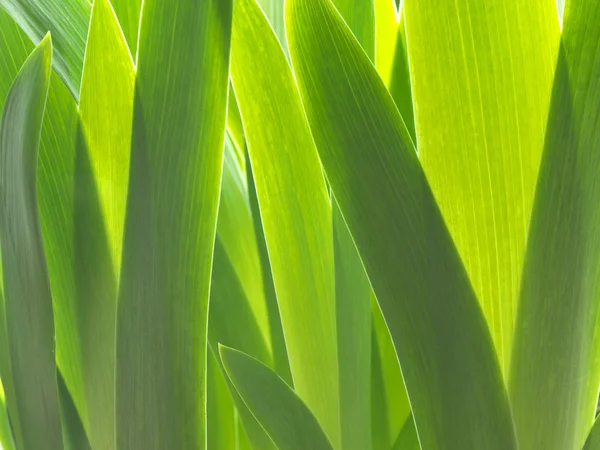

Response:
(230, 0), (338, 445)
(509, 1), (600, 449)
(0, 0), (90, 97)
(74, 0), (134, 446)
(403, 0), (560, 371)
(115, 0), (232, 446)
(221, 346), (334, 450)
(286, 0), (516, 448)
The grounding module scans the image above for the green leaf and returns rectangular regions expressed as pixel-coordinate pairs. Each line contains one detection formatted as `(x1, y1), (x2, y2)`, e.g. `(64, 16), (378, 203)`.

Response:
(403, 0), (560, 371)
(0, 382), (14, 450)
(0, 0), (90, 97)
(74, 0), (134, 447)
(329, 13), (374, 448)
(391, 415), (419, 450)
(374, 0), (398, 84)
(334, 203), (372, 450)
(286, 1), (516, 448)
(0, 11), (33, 446)
(371, 298), (410, 448)
(207, 349), (237, 450)
(109, 0), (142, 54)
(584, 415), (600, 450)
(256, 0), (286, 50)
(0, 33), (63, 450)
(245, 147), (293, 386)
(220, 346), (334, 450)
(115, 0), (232, 447)
(208, 237), (277, 450)
(209, 238), (271, 369)
(215, 140), (272, 357)
(230, 0), (339, 445)
(388, 11), (415, 142)
(57, 371), (91, 450)
(330, 0), (374, 60)
(508, 1), (600, 449)
(370, 327), (390, 450)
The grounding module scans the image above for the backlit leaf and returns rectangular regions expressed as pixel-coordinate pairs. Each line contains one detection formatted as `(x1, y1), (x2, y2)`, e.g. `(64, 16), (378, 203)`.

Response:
(287, 0), (516, 448)
(115, 0), (232, 446)
(509, 1), (600, 449)
(403, 0), (560, 371)
(230, 0), (339, 445)
(221, 346), (334, 450)
(0, 34), (63, 450)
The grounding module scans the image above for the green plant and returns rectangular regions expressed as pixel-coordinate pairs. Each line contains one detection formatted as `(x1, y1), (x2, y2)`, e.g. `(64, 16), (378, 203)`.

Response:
(0, 0), (599, 449)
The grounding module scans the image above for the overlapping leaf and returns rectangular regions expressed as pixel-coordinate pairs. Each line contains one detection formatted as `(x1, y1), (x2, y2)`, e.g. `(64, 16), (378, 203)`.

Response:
(230, 0), (339, 445)
(403, 0), (560, 371)
(0, 0), (90, 97)
(0, 34), (63, 450)
(115, 0), (232, 447)
(286, 0), (516, 448)
(509, 1), (600, 449)
(221, 346), (334, 450)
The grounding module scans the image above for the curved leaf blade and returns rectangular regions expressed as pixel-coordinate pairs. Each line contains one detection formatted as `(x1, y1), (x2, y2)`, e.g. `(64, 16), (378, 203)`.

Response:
(75, 0), (135, 446)
(584, 415), (600, 450)
(286, 1), (516, 448)
(0, 34), (63, 450)
(509, 1), (600, 449)
(220, 346), (334, 450)
(334, 204), (372, 450)
(115, 0), (232, 446)
(0, 0), (90, 97)
(403, 0), (560, 371)
(230, 0), (338, 444)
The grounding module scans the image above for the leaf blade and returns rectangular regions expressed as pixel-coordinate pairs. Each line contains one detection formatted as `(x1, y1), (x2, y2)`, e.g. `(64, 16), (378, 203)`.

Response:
(230, 0), (339, 444)
(286, 1), (516, 448)
(115, 0), (232, 446)
(509, 1), (600, 449)
(220, 346), (334, 450)
(403, 0), (560, 371)
(0, 33), (63, 450)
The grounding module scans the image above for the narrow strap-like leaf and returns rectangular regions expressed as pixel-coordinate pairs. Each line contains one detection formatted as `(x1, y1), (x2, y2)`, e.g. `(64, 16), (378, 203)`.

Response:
(245, 147), (293, 386)
(0, 33), (63, 450)
(403, 0), (560, 372)
(0, 0), (90, 97)
(584, 415), (600, 450)
(391, 415), (419, 450)
(509, 1), (600, 449)
(0, 382), (14, 450)
(216, 141), (272, 358)
(230, 0), (339, 445)
(371, 298), (411, 448)
(57, 371), (91, 450)
(75, 0), (134, 447)
(327, 4), (374, 449)
(334, 203), (372, 450)
(286, 1), (516, 448)
(330, 0), (374, 60)
(207, 349), (237, 450)
(109, 0), (142, 54)
(388, 10), (415, 142)
(115, 0), (232, 446)
(208, 237), (277, 450)
(374, 0), (398, 84)
(221, 346), (334, 450)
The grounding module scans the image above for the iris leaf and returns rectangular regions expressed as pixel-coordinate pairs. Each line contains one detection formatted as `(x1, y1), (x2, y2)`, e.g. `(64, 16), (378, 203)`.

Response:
(403, 0), (560, 371)
(286, 0), (516, 447)
(0, 33), (63, 450)
(509, 1), (600, 449)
